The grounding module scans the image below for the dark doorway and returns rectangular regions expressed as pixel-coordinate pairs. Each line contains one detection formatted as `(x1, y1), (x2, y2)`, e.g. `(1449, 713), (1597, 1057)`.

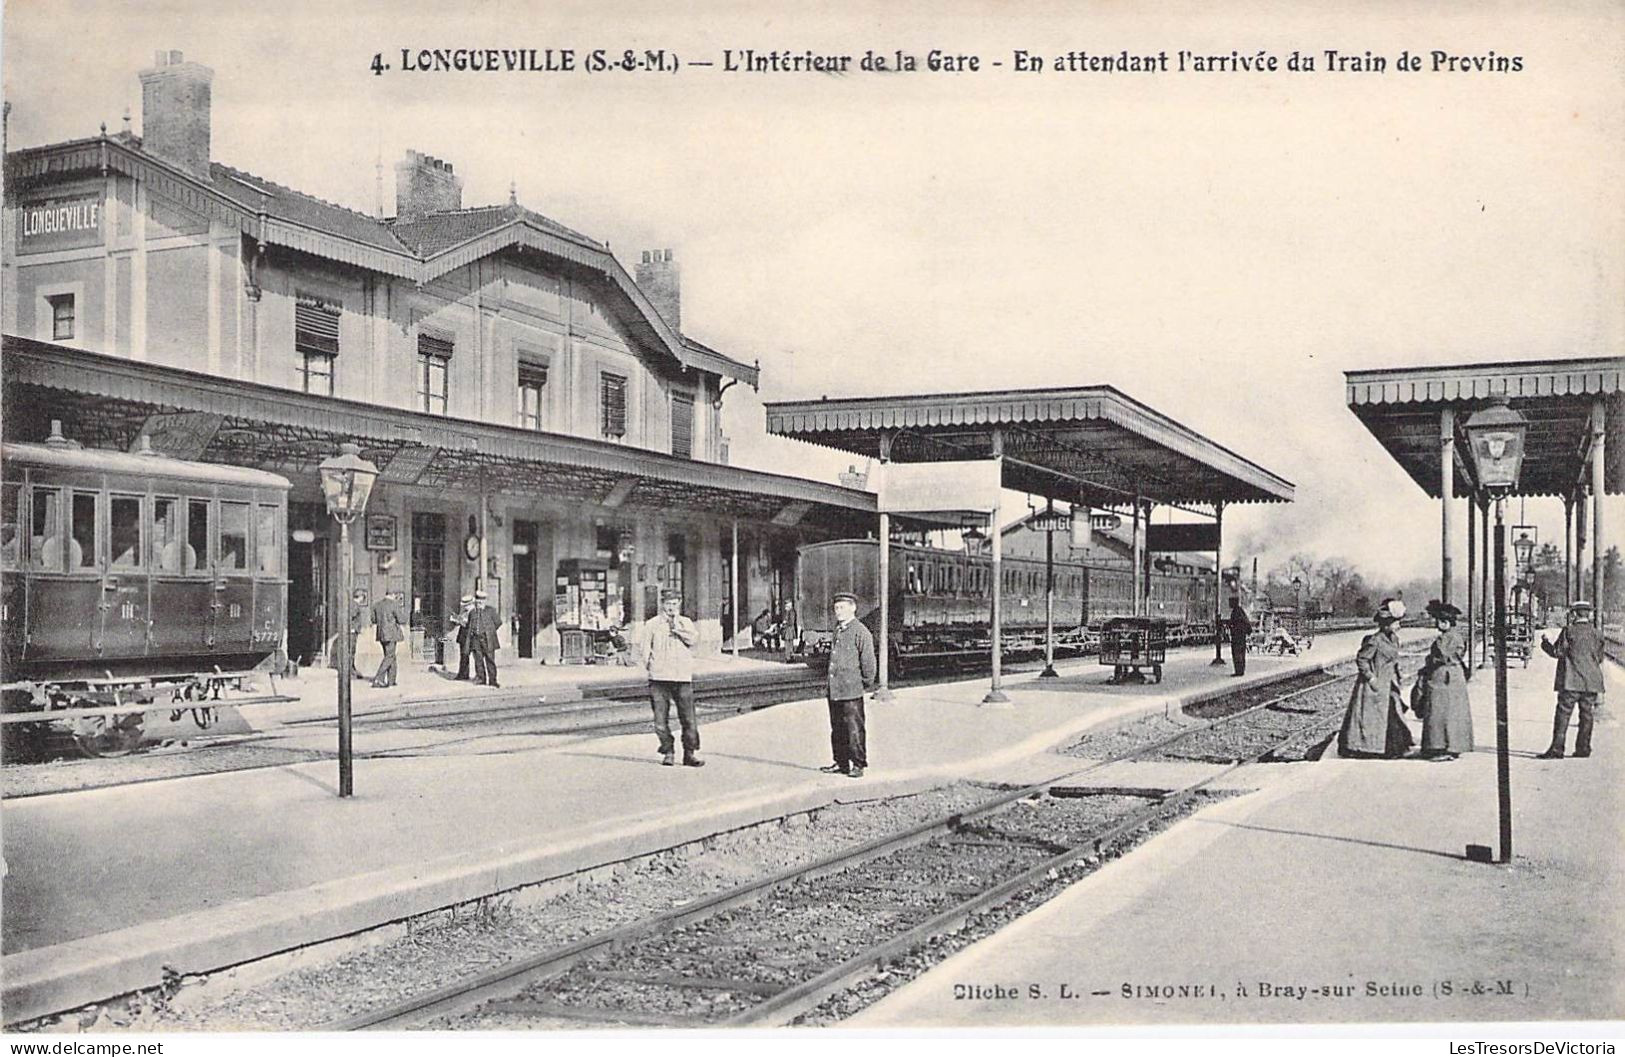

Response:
(287, 503), (329, 666)
(411, 512), (447, 639)
(514, 520), (538, 659)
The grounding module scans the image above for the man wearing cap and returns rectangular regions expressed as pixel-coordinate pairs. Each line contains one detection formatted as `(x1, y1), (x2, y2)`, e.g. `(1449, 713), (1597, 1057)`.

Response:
(370, 588), (405, 689)
(450, 594), (476, 681)
(1538, 603), (1604, 759)
(639, 589), (702, 767)
(470, 589), (501, 688)
(822, 591), (877, 778)
(1227, 597), (1252, 676)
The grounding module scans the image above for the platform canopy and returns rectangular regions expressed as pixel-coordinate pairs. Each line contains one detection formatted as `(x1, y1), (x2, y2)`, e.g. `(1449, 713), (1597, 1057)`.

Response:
(1, 336), (876, 534)
(1345, 357), (1624, 499)
(764, 386), (1295, 511)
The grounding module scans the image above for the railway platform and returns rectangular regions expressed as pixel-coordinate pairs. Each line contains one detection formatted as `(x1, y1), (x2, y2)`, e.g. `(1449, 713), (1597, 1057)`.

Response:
(232, 649), (795, 731)
(0, 632), (1386, 1024)
(852, 645), (1624, 1028)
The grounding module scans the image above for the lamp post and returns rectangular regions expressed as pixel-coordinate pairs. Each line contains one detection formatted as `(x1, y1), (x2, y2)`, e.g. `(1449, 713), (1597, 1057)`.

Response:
(1462, 398), (1528, 865)
(318, 442), (380, 798)
(1292, 576), (1304, 639)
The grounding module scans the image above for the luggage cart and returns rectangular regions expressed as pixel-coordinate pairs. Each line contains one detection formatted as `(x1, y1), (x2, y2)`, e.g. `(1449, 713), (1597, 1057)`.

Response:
(1100, 617), (1168, 683)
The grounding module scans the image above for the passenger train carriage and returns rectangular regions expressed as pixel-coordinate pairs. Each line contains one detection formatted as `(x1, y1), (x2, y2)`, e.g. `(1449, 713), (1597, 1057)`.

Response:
(795, 539), (1214, 672)
(1, 426), (291, 756)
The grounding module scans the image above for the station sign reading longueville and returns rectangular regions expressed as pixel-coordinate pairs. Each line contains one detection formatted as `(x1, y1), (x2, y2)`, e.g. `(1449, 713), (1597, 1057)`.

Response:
(19, 195), (103, 253)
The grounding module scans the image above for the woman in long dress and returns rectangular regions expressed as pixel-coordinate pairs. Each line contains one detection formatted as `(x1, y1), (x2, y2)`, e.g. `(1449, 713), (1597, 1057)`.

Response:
(1418, 600), (1473, 760)
(1339, 598), (1413, 758)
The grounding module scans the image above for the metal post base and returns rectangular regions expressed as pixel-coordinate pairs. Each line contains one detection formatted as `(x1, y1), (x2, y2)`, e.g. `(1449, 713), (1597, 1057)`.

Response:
(981, 689), (1012, 707)
(1039, 665), (1059, 679)
(1210, 657), (1227, 667)
(873, 687), (895, 702)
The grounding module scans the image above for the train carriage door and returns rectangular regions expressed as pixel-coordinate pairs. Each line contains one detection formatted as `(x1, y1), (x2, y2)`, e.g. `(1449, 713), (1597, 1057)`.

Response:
(32, 488), (103, 660)
(214, 498), (255, 655)
(99, 492), (149, 659)
(1, 481), (21, 671)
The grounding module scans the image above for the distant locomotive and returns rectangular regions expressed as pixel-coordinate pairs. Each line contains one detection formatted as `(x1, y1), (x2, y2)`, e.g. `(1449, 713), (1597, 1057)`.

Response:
(1, 426), (290, 756)
(795, 538), (1214, 672)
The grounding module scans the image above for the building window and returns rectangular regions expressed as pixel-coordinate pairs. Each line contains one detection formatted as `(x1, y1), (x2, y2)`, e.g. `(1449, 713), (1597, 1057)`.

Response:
(600, 372), (627, 439)
(517, 363), (548, 431)
(417, 333), (453, 415)
(295, 294), (340, 396)
(671, 391), (695, 458)
(49, 294), (75, 341)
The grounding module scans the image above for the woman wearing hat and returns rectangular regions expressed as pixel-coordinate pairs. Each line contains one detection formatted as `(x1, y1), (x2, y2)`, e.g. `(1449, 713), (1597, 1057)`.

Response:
(1417, 600), (1473, 761)
(1338, 598), (1413, 758)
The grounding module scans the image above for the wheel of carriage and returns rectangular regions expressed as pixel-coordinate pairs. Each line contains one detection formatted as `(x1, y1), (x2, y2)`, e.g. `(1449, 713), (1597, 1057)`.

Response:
(1153, 663), (1163, 683)
(70, 713), (147, 758)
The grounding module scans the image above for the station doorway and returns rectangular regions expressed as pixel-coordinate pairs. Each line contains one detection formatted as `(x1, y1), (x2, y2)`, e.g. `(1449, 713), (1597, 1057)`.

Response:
(411, 512), (447, 641)
(286, 501), (329, 667)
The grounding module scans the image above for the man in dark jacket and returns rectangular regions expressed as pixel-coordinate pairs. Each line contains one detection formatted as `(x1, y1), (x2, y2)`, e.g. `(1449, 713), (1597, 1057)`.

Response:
(1227, 598), (1252, 677)
(370, 589), (405, 688)
(471, 589), (501, 688)
(821, 591), (877, 778)
(1538, 602), (1605, 759)
(346, 588), (369, 681)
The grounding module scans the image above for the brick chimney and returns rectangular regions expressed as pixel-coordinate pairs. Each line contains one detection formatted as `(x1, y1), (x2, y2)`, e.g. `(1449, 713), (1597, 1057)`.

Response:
(635, 248), (680, 334)
(394, 150), (463, 221)
(138, 51), (213, 177)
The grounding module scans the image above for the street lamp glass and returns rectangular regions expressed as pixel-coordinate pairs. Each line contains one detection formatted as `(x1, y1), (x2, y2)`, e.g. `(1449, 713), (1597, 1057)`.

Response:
(318, 442), (380, 524)
(1513, 533), (1535, 570)
(1463, 399), (1529, 493)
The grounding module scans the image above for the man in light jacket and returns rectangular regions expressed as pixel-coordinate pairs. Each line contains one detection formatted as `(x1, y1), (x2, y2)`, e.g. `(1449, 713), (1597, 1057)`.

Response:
(640, 589), (701, 767)
(821, 591), (877, 779)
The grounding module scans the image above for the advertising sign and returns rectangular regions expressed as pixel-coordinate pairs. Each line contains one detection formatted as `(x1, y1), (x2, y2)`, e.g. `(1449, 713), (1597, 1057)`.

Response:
(1147, 523), (1221, 553)
(18, 196), (103, 253)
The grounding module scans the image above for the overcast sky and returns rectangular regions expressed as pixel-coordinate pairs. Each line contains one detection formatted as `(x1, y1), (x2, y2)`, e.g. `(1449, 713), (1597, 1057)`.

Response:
(4, 0), (1621, 585)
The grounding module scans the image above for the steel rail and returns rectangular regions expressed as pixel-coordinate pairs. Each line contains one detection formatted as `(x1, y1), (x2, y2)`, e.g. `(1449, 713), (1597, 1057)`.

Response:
(728, 713), (1312, 1027)
(332, 668), (1347, 1030)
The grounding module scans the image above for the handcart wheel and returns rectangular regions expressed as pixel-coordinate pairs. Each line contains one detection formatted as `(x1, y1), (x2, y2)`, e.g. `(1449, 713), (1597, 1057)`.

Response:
(1153, 664), (1163, 684)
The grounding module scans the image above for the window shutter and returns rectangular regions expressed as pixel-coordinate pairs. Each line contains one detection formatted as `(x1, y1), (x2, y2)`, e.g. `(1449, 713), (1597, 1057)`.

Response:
(601, 373), (627, 438)
(295, 295), (341, 356)
(418, 332), (454, 359)
(671, 392), (694, 458)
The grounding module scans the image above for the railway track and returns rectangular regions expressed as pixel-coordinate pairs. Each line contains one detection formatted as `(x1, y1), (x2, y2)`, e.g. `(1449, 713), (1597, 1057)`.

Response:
(328, 670), (1351, 1030)
(2, 648), (1225, 798)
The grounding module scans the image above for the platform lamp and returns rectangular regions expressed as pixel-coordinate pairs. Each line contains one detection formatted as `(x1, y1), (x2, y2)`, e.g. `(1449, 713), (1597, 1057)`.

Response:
(1462, 397), (1528, 865)
(319, 442), (380, 799)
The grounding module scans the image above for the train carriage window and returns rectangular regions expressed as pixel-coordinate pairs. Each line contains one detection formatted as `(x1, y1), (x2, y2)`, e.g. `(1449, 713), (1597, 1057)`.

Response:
(70, 492), (97, 570)
(906, 564), (918, 595)
(219, 502), (250, 572)
(109, 495), (143, 569)
(188, 499), (212, 573)
(256, 506), (280, 576)
(152, 497), (196, 573)
(1, 483), (19, 569)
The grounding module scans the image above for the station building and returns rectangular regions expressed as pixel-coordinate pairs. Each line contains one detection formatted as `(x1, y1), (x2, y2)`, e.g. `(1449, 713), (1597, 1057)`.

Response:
(2, 52), (874, 666)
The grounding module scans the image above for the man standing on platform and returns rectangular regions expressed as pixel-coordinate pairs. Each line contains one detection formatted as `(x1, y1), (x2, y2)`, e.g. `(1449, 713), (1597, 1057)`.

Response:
(370, 589), (405, 688)
(1227, 597), (1252, 677)
(1538, 602), (1605, 759)
(450, 594), (475, 680)
(821, 591), (876, 779)
(640, 589), (702, 767)
(347, 588), (369, 681)
(471, 589), (501, 688)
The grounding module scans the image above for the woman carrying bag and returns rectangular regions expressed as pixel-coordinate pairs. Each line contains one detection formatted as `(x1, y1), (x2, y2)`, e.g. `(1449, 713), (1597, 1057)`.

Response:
(1338, 598), (1414, 759)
